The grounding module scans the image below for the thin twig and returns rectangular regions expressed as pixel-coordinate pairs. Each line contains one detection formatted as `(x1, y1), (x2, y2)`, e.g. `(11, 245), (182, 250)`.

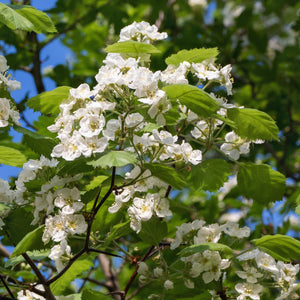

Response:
(47, 248), (86, 285)
(0, 275), (15, 299)
(22, 253), (55, 300)
(123, 245), (155, 298)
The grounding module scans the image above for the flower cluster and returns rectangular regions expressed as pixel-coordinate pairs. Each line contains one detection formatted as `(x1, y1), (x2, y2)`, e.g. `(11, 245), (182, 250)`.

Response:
(0, 55), (21, 127)
(236, 249), (300, 299)
(169, 220), (249, 288)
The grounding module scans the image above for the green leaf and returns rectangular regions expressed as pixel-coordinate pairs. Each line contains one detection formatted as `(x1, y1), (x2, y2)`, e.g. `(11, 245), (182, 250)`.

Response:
(57, 157), (94, 176)
(178, 243), (233, 257)
(0, 3), (35, 32)
(27, 86), (71, 115)
(0, 3), (56, 33)
(163, 84), (218, 118)
(85, 175), (109, 191)
(252, 234), (300, 262)
(88, 151), (137, 168)
(227, 108), (279, 141)
(145, 163), (187, 190)
(56, 294), (81, 300)
(139, 218), (168, 245)
(237, 163), (286, 204)
(51, 257), (93, 295)
(5, 249), (50, 268)
(188, 159), (232, 192)
(165, 48), (219, 66)
(105, 41), (160, 54)
(14, 125), (57, 158)
(81, 289), (107, 300)
(0, 145), (26, 167)
(11, 225), (45, 258)
(10, 5), (57, 34)
(106, 220), (132, 244)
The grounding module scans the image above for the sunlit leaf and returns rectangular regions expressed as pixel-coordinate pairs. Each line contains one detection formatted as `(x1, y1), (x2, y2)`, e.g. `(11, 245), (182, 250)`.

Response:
(0, 145), (26, 167)
(165, 48), (219, 66)
(163, 84), (218, 118)
(237, 163), (286, 204)
(105, 41), (160, 54)
(227, 108), (279, 141)
(252, 234), (300, 262)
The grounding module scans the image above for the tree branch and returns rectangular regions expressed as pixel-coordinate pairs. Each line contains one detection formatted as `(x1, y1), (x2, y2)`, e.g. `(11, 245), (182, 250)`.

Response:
(22, 253), (55, 300)
(98, 254), (121, 300)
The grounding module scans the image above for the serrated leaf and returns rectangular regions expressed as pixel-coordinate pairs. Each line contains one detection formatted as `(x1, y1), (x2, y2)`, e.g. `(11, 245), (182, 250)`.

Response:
(139, 218), (168, 245)
(0, 145), (26, 167)
(227, 108), (279, 141)
(88, 151), (137, 168)
(105, 41), (160, 54)
(178, 243), (233, 257)
(81, 289), (106, 300)
(14, 125), (57, 157)
(165, 48), (219, 66)
(10, 5), (57, 34)
(0, 3), (34, 32)
(188, 159), (232, 192)
(145, 163), (187, 190)
(57, 157), (94, 176)
(163, 85), (218, 118)
(27, 86), (71, 115)
(85, 175), (109, 191)
(252, 234), (300, 262)
(237, 163), (286, 204)
(0, 3), (56, 33)
(51, 257), (93, 295)
(5, 249), (50, 268)
(11, 225), (45, 258)
(106, 220), (132, 244)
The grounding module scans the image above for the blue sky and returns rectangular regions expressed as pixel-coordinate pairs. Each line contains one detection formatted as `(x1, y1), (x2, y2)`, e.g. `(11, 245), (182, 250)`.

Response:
(1, 0), (73, 180)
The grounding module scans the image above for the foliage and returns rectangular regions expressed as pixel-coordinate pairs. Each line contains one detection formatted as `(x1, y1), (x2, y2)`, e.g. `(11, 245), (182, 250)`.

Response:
(0, 1), (299, 300)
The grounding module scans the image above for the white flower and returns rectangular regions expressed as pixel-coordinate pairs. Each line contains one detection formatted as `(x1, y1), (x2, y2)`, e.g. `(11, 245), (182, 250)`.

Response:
(164, 280), (174, 290)
(161, 62), (190, 84)
(188, 0), (207, 8)
(125, 112), (144, 128)
(119, 21), (167, 43)
(171, 219), (205, 249)
(69, 83), (95, 100)
(0, 55), (9, 72)
(255, 251), (278, 274)
(54, 187), (83, 215)
(236, 266), (263, 283)
(194, 224), (222, 244)
(79, 113), (106, 137)
(0, 98), (12, 127)
(220, 131), (250, 160)
(17, 284), (45, 300)
(153, 267), (163, 277)
(235, 282), (263, 300)
(221, 222), (250, 238)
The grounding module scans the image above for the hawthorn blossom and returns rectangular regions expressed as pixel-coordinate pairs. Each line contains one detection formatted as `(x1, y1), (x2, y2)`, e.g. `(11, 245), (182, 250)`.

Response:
(235, 282), (263, 300)
(119, 21), (167, 43)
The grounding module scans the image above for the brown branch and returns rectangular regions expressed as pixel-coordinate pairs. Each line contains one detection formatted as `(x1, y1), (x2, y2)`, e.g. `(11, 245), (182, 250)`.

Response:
(0, 275), (15, 299)
(122, 245), (155, 299)
(47, 248), (86, 285)
(98, 254), (121, 300)
(22, 253), (55, 300)
(0, 244), (11, 258)
(29, 33), (45, 94)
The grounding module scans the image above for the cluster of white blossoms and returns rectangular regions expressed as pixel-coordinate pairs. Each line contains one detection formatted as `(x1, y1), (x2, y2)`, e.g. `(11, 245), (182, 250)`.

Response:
(46, 21), (265, 233)
(0, 55), (21, 127)
(0, 155), (87, 272)
(168, 220), (250, 288)
(236, 249), (300, 300)
(108, 165), (172, 232)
